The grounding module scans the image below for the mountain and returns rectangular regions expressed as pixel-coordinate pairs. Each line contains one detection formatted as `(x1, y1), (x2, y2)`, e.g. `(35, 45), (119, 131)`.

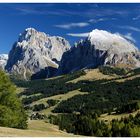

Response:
(5, 28), (70, 79)
(58, 29), (140, 75)
(0, 54), (8, 70)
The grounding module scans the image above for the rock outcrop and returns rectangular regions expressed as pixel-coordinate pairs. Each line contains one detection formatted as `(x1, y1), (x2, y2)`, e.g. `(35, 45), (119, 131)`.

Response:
(58, 29), (140, 75)
(5, 28), (70, 79)
(0, 54), (8, 70)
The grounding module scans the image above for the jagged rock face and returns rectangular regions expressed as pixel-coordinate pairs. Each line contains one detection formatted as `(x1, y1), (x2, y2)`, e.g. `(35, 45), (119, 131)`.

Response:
(5, 28), (70, 79)
(58, 29), (140, 75)
(0, 54), (8, 70)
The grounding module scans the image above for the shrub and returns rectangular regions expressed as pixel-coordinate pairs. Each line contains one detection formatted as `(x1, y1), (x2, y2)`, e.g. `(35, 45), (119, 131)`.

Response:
(47, 99), (59, 107)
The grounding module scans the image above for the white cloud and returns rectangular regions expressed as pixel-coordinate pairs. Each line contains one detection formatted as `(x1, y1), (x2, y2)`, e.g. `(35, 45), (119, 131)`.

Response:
(67, 31), (136, 43)
(55, 17), (113, 30)
(116, 32), (136, 43)
(125, 26), (140, 32)
(88, 18), (104, 23)
(67, 32), (89, 37)
(88, 17), (117, 24)
(55, 17), (115, 30)
(132, 15), (140, 20)
(118, 25), (140, 32)
(124, 33), (136, 43)
(54, 22), (89, 29)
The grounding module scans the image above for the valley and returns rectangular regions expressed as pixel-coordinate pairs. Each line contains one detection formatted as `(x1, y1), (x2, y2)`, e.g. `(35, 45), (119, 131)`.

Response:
(0, 64), (140, 136)
(3, 66), (138, 136)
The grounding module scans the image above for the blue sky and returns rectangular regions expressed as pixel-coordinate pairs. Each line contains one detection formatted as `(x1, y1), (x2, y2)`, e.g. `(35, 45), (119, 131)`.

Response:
(0, 3), (140, 54)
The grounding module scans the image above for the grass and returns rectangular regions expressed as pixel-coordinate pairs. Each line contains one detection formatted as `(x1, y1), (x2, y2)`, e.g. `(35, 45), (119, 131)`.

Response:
(9, 67), (140, 136)
(0, 120), (78, 137)
(31, 90), (88, 115)
(16, 87), (25, 94)
(31, 90), (88, 105)
(68, 69), (116, 83)
(99, 110), (140, 122)
(116, 74), (140, 82)
(24, 68), (140, 118)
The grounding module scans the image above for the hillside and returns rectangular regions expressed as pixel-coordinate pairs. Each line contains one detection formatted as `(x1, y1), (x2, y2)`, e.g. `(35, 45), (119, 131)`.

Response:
(0, 120), (77, 137)
(7, 66), (140, 136)
(15, 67), (140, 116)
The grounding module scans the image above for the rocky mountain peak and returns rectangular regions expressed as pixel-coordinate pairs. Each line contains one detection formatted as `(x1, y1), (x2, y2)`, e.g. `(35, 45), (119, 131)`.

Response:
(5, 28), (70, 79)
(18, 28), (48, 46)
(57, 29), (140, 75)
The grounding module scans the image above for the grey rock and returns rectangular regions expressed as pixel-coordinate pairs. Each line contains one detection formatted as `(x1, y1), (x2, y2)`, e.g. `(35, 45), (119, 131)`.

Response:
(6, 28), (70, 79)
(0, 54), (8, 70)
(58, 29), (140, 75)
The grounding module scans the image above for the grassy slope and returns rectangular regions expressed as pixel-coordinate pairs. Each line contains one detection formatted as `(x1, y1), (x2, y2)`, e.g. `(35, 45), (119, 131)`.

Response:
(38, 90), (88, 115)
(26, 69), (114, 116)
(29, 69), (115, 103)
(23, 68), (140, 118)
(31, 90), (88, 115)
(0, 120), (77, 137)
(99, 110), (140, 122)
(4, 67), (139, 137)
(72, 68), (140, 122)
(68, 69), (116, 83)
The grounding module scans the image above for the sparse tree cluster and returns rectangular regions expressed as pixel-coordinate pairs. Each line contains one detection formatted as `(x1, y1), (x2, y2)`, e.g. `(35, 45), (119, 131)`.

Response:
(49, 112), (140, 137)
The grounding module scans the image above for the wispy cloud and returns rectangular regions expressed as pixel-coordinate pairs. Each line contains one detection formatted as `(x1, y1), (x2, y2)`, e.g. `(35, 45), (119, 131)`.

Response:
(10, 4), (134, 18)
(14, 7), (65, 16)
(67, 31), (136, 43)
(67, 32), (89, 37)
(89, 17), (117, 23)
(118, 25), (140, 32)
(123, 33), (136, 43)
(54, 22), (89, 29)
(15, 7), (40, 15)
(54, 18), (109, 30)
(55, 17), (116, 30)
(89, 18), (106, 23)
(132, 15), (140, 20)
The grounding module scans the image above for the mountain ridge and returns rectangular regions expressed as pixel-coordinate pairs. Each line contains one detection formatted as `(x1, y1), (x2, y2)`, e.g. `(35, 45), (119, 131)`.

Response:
(5, 28), (70, 79)
(57, 29), (140, 75)
(3, 28), (140, 79)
